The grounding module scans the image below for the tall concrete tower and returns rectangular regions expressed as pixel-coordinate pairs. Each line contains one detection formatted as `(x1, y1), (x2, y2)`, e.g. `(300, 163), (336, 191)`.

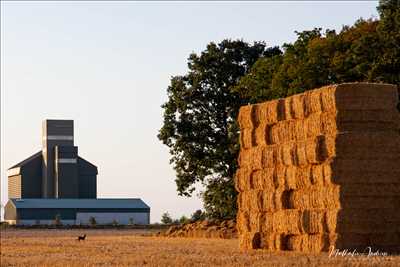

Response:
(42, 120), (79, 198)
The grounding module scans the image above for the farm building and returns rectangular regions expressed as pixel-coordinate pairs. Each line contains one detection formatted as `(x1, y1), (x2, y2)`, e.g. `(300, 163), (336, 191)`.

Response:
(4, 119), (150, 225)
(4, 198), (150, 225)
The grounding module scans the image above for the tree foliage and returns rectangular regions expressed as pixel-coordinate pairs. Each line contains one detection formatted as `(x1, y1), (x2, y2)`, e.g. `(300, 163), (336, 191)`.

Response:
(234, 1), (400, 102)
(158, 40), (280, 219)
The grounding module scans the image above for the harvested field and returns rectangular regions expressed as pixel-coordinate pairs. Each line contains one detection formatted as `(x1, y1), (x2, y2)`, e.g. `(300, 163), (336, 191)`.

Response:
(1, 229), (399, 266)
(236, 83), (400, 252)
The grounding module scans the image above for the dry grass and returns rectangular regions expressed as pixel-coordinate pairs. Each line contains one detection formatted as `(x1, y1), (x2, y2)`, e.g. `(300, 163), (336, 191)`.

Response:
(1, 229), (399, 266)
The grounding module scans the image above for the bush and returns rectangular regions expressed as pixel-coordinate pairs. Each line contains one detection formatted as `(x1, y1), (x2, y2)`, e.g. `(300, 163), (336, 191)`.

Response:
(161, 212), (173, 224)
(191, 210), (206, 222)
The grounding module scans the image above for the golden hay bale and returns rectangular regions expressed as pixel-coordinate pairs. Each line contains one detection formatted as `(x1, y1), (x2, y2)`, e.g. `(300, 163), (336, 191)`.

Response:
(290, 94), (306, 119)
(262, 191), (276, 212)
(272, 210), (302, 235)
(301, 210), (325, 234)
(284, 166), (297, 190)
(234, 167), (251, 192)
(249, 212), (264, 233)
(253, 122), (272, 146)
(238, 105), (254, 129)
(286, 234), (334, 252)
(237, 149), (250, 168)
(262, 147), (275, 168)
(293, 142), (308, 166)
(237, 211), (250, 234)
(251, 168), (275, 191)
(240, 128), (254, 149)
(304, 89), (323, 117)
(310, 165), (325, 186)
(289, 186), (340, 210)
(253, 100), (281, 125)
(249, 190), (264, 212)
(273, 166), (286, 189)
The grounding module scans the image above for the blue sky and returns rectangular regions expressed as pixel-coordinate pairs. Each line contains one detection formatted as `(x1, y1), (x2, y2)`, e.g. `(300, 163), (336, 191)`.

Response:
(1, 1), (379, 222)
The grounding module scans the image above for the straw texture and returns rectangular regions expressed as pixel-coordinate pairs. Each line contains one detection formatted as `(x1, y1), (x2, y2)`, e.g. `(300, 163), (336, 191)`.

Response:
(236, 83), (400, 252)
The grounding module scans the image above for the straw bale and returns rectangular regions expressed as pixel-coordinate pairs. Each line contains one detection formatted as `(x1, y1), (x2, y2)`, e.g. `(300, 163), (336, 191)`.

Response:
(237, 211), (250, 234)
(272, 210), (302, 235)
(253, 122), (271, 146)
(238, 105), (254, 129)
(335, 83), (398, 99)
(304, 89), (323, 116)
(289, 94), (305, 119)
(236, 82), (400, 252)
(240, 128), (254, 149)
(286, 234), (331, 252)
(289, 186), (340, 210)
(294, 166), (313, 189)
(336, 221), (400, 234)
(251, 168), (275, 190)
(310, 165), (325, 186)
(237, 148), (251, 168)
(259, 232), (281, 250)
(301, 210), (325, 234)
(234, 167), (251, 192)
(336, 208), (400, 224)
(340, 184), (400, 197)
(249, 212), (264, 232)
(369, 233), (400, 246)
(252, 146), (263, 170)
(261, 191), (276, 212)
(320, 85), (337, 112)
(293, 142), (308, 166)
(253, 100), (281, 125)
(339, 196), (400, 210)
(324, 209), (338, 233)
(272, 165), (286, 189)
(261, 147), (275, 168)
(284, 166), (297, 190)
(249, 190), (264, 212)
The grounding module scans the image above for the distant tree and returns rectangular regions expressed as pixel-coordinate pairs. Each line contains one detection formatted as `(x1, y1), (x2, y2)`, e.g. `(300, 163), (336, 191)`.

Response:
(89, 216), (97, 227)
(190, 209), (206, 222)
(158, 39), (281, 219)
(179, 215), (190, 224)
(128, 218), (135, 225)
(161, 212), (173, 224)
(112, 219), (119, 226)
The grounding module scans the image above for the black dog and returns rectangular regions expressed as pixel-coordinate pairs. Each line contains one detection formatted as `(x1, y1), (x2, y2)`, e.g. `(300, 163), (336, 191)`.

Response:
(77, 234), (86, 241)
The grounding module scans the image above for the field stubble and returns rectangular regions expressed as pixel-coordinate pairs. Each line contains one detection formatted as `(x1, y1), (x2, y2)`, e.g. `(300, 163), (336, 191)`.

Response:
(1, 229), (399, 266)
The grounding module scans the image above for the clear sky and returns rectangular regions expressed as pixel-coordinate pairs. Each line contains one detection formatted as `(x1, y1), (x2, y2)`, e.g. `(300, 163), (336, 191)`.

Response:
(1, 1), (379, 222)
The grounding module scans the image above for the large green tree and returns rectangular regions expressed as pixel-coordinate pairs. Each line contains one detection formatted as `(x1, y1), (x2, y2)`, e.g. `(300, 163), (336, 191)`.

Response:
(158, 40), (281, 219)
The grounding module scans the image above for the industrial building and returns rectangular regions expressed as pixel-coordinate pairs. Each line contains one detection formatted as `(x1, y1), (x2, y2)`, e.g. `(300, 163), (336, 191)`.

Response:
(4, 120), (150, 225)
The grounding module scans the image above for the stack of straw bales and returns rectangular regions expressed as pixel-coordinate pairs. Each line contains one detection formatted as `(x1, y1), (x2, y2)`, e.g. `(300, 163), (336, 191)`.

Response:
(235, 83), (400, 253)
